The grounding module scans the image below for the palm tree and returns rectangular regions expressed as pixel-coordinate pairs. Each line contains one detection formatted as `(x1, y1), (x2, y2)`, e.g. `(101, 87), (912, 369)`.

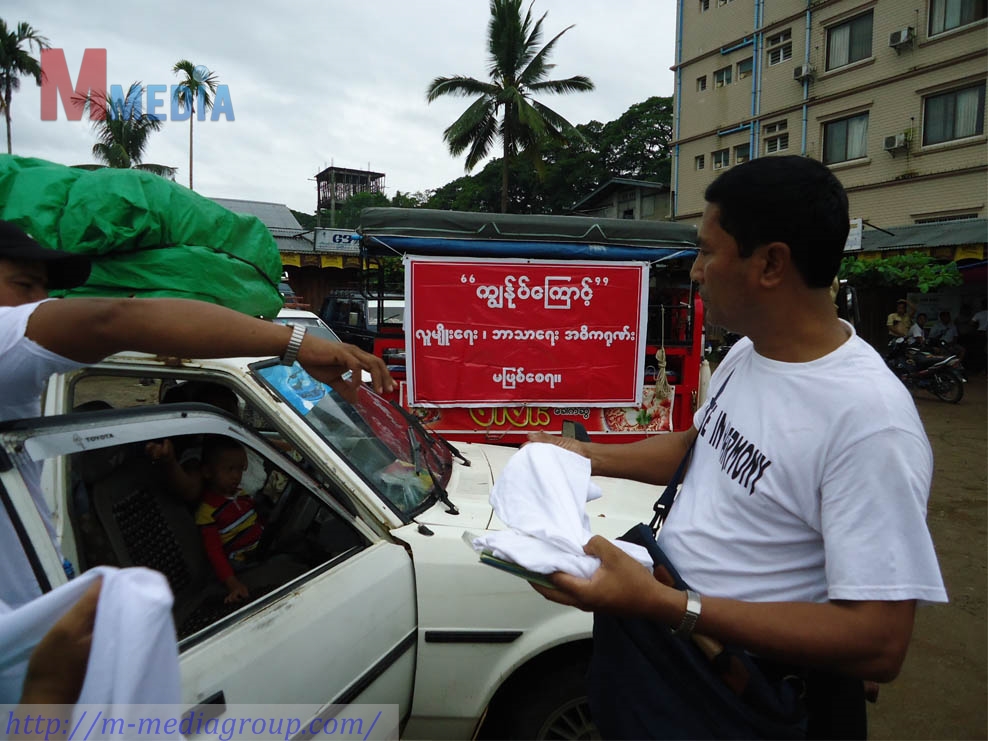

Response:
(172, 60), (218, 190)
(75, 83), (176, 179)
(0, 20), (49, 154)
(426, 0), (593, 212)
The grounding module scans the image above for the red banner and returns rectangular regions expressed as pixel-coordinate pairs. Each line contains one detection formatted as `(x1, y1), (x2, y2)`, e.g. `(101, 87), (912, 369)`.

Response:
(405, 257), (648, 406)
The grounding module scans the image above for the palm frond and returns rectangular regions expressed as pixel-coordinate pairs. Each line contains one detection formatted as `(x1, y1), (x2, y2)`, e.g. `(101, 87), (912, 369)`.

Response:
(527, 75), (595, 95)
(519, 25), (576, 86)
(443, 96), (498, 155)
(426, 75), (498, 102)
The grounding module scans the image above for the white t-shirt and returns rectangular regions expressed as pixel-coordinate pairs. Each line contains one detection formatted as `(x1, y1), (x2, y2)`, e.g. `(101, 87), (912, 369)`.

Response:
(972, 309), (988, 332)
(658, 323), (947, 605)
(0, 566), (180, 705)
(908, 322), (925, 339)
(1, 300), (86, 606)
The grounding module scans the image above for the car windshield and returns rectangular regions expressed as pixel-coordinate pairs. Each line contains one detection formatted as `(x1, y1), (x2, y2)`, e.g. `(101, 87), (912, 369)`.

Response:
(253, 361), (452, 517)
(273, 317), (342, 343)
(367, 300), (405, 330)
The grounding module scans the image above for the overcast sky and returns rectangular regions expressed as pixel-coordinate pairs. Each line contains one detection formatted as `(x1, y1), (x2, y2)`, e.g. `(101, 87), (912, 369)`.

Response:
(4, 1), (677, 214)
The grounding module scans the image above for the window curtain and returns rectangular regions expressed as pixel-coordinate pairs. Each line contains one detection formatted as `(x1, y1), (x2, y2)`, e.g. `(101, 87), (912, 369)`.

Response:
(828, 25), (850, 68)
(955, 86), (982, 138)
(847, 115), (868, 159)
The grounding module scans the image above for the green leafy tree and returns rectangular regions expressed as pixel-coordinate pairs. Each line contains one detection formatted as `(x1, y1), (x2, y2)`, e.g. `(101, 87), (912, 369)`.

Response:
(0, 20), (49, 154)
(74, 83), (176, 178)
(426, 0), (594, 213)
(839, 254), (963, 293)
(334, 191), (390, 230)
(172, 60), (219, 190)
(290, 209), (316, 229)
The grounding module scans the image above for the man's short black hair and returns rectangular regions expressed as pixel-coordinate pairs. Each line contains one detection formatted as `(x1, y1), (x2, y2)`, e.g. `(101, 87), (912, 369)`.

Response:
(704, 155), (849, 288)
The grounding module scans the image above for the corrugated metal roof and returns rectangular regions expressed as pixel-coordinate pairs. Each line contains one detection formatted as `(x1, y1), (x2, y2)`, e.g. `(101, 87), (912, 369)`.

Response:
(859, 219), (987, 252)
(210, 197), (303, 230)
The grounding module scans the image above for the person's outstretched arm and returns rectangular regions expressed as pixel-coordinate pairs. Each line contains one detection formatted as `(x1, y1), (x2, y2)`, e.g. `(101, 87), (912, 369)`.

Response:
(26, 298), (394, 393)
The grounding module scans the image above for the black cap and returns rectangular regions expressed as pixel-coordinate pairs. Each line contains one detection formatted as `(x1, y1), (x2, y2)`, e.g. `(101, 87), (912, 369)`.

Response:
(0, 220), (91, 289)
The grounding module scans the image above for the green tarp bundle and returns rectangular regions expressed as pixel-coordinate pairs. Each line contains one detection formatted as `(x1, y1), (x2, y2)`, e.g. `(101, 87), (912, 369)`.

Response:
(0, 155), (283, 317)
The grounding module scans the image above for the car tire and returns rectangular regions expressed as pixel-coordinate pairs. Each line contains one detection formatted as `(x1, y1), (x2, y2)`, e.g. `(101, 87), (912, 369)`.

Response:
(485, 657), (600, 741)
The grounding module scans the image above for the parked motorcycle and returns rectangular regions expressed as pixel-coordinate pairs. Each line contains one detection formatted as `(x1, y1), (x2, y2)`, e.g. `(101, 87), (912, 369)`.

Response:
(885, 337), (965, 403)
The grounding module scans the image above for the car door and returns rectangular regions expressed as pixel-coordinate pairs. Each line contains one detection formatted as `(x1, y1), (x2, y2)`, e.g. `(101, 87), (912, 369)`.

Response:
(0, 406), (416, 718)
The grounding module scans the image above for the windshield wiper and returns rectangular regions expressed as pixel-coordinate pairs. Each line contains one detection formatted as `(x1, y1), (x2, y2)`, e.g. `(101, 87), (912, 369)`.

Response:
(407, 428), (458, 515)
(388, 400), (469, 468)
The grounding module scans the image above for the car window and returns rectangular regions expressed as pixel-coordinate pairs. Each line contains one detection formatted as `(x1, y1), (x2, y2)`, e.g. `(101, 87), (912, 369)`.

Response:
(66, 371), (376, 639)
(62, 418), (369, 644)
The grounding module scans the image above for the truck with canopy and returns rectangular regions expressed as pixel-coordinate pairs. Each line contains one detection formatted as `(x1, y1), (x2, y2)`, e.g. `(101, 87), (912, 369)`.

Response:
(356, 207), (707, 444)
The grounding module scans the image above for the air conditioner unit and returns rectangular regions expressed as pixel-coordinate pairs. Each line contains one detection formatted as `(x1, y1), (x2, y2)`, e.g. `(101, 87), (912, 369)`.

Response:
(883, 133), (907, 152)
(888, 27), (915, 48)
(793, 64), (815, 82)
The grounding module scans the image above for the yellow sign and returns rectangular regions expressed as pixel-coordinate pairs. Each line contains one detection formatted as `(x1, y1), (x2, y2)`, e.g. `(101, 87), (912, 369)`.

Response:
(281, 253), (301, 267)
(320, 255), (344, 269)
(955, 244), (985, 261)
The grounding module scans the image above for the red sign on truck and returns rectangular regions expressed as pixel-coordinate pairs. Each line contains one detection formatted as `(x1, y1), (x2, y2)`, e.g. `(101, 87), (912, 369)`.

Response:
(405, 256), (648, 407)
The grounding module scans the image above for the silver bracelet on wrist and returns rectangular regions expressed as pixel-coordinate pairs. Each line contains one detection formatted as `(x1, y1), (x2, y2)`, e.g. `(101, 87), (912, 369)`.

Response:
(671, 589), (702, 637)
(280, 325), (306, 366)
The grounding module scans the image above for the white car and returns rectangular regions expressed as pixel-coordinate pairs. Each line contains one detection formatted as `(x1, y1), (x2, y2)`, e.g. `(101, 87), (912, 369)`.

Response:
(274, 309), (342, 344)
(0, 352), (656, 739)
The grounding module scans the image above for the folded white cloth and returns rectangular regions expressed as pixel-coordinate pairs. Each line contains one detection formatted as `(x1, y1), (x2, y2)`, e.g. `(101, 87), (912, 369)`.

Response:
(0, 566), (181, 706)
(471, 443), (652, 578)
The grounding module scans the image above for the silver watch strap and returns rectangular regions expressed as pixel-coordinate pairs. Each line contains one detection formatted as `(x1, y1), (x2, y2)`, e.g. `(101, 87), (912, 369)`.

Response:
(280, 325), (306, 366)
(671, 589), (701, 637)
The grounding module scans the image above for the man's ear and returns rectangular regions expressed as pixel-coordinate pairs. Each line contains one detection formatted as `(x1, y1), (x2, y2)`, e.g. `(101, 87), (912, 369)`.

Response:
(756, 241), (790, 288)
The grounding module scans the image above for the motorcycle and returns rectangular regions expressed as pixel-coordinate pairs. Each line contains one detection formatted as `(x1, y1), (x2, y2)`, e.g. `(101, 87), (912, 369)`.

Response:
(885, 337), (965, 403)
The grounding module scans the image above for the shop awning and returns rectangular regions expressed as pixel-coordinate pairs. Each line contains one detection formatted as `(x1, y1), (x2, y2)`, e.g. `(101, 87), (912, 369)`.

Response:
(859, 219), (987, 253)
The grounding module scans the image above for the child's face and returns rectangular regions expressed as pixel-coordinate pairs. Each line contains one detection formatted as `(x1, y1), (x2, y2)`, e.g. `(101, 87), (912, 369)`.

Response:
(204, 448), (248, 496)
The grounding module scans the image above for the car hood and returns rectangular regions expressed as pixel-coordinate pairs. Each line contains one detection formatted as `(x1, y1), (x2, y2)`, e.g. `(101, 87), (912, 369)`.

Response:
(415, 440), (659, 540)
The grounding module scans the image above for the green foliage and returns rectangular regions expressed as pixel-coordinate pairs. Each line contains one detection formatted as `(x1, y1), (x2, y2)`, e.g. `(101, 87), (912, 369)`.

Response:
(839, 254), (964, 293)
(421, 95), (674, 215)
(290, 209), (315, 229)
(333, 191), (390, 230)
(426, 0), (594, 212)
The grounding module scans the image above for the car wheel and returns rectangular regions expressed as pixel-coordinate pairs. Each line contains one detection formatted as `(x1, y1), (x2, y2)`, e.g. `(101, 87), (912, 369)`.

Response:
(489, 658), (600, 740)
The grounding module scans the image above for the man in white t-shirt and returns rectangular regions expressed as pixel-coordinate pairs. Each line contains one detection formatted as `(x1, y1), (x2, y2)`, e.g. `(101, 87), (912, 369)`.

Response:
(529, 156), (946, 739)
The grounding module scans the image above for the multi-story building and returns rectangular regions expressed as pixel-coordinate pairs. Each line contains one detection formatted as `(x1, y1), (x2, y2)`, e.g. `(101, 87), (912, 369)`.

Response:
(671, 0), (987, 239)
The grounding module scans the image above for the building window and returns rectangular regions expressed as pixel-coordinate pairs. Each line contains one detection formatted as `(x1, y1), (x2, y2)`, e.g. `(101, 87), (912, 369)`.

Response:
(714, 65), (732, 87)
(823, 113), (869, 163)
(718, 0), (735, 5)
(763, 120), (788, 135)
(697, 75), (708, 92)
(700, 0), (710, 11)
(923, 83), (986, 145)
(766, 29), (793, 66)
(826, 12), (873, 70)
(915, 213), (978, 223)
(641, 195), (657, 219)
(737, 57), (753, 80)
(929, 0), (987, 35)
(765, 132), (790, 153)
(734, 143), (750, 163)
(712, 149), (730, 170)
(695, 155), (706, 170)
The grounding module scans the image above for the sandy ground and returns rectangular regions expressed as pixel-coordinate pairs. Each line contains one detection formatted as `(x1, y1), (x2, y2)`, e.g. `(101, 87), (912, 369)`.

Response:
(868, 376), (987, 740)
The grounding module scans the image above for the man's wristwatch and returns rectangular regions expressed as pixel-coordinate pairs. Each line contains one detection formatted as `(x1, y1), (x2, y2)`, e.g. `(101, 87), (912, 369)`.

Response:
(671, 589), (701, 637)
(280, 325), (306, 366)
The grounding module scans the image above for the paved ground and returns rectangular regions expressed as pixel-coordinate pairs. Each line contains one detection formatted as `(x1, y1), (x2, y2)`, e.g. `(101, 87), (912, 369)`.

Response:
(868, 376), (987, 740)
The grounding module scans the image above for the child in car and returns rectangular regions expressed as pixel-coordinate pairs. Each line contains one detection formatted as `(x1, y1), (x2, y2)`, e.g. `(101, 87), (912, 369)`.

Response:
(194, 436), (264, 604)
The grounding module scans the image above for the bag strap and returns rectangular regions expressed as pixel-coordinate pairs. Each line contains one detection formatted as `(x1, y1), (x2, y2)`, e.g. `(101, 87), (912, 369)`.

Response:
(647, 369), (736, 537)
